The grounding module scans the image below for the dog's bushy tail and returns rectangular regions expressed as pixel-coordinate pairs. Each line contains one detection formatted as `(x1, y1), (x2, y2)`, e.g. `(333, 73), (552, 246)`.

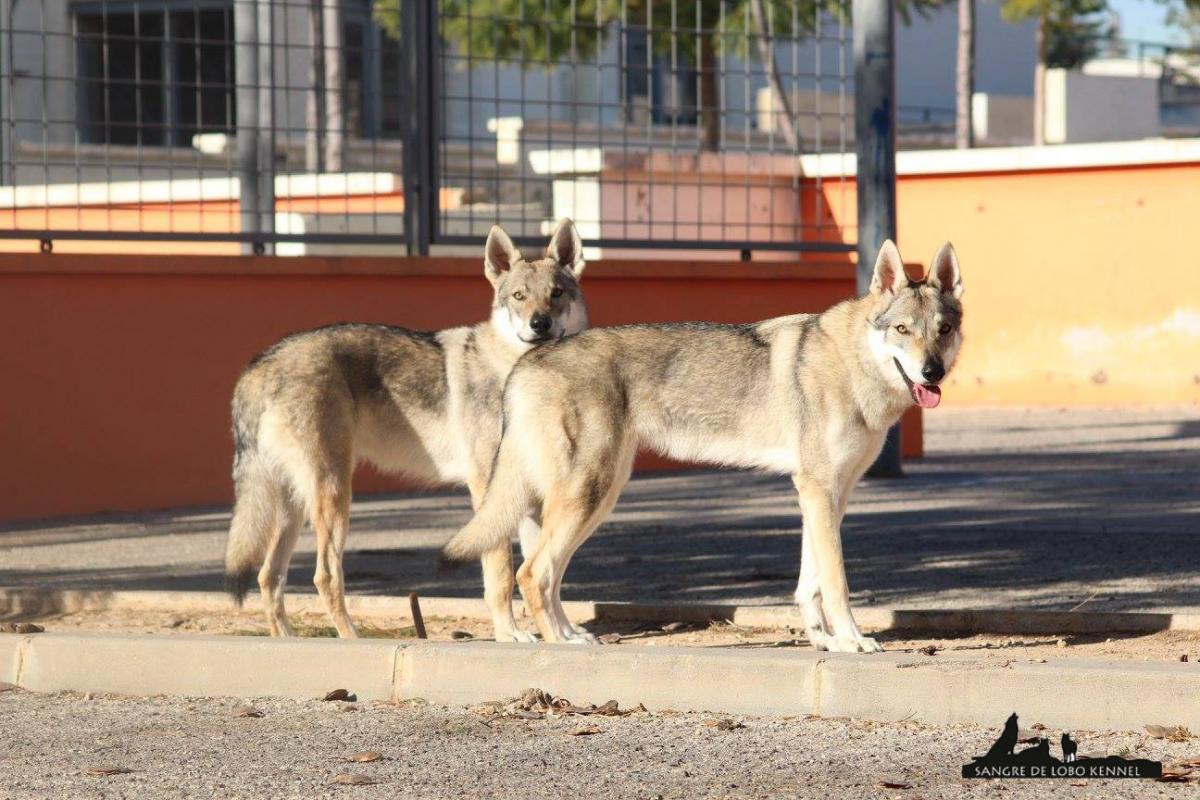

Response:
(439, 436), (530, 571)
(224, 449), (281, 605)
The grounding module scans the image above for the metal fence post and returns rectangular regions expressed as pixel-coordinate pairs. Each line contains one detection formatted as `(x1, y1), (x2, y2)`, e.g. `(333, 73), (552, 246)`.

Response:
(0, 0), (13, 187)
(853, 0), (903, 477)
(256, 0), (276, 254)
(401, 0), (436, 256)
(235, 0), (261, 255)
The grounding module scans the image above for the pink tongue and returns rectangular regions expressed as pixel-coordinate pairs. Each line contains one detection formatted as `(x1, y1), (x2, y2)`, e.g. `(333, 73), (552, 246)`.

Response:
(912, 383), (942, 409)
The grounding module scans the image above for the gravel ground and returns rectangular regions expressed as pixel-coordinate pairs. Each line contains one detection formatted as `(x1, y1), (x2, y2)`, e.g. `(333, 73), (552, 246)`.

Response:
(1, 406), (1197, 615)
(1, 688), (1197, 800)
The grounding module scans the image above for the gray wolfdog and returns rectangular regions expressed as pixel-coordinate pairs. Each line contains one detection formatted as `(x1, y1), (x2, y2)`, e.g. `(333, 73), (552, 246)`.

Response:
(224, 219), (588, 641)
(442, 240), (963, 652)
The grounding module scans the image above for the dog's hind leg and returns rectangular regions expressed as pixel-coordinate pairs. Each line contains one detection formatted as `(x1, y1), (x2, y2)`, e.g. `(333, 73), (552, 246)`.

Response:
(258, 500), (303, 637)
(517, 494), (602, 644)
(520, 440), (634, 645)
(311, 471), (359, 639)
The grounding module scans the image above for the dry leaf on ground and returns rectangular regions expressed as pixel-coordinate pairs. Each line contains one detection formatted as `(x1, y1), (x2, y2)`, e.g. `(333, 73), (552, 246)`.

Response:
(566, 725), (603, 736)
(334, 772), (378, 785)
(1157, 767), (1194, 783)
(704, 718), (745, 731)
(874, 778), (912, 789)
(514, 710), (544, 720)
(1146, 724), (1193, 742)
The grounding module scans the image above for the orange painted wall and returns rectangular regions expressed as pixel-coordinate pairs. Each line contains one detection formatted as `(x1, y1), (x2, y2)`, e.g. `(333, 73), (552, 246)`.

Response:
(811, 161), (1200, 406)
(0, 254), (921, 522)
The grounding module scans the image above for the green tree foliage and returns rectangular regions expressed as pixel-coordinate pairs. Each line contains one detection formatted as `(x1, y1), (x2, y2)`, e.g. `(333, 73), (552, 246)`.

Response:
(375, 0), (941, 62)
(999, 0), (1112, 69)
(373, 0), (940, 149)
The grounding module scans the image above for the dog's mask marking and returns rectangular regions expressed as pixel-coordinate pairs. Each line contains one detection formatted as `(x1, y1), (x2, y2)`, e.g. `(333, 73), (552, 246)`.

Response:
(867, 241), (964, 408)
(484, 220), (587, 345)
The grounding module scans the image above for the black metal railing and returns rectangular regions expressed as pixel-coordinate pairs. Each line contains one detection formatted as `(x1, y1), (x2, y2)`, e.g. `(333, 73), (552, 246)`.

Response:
(0, 0), (859, 255)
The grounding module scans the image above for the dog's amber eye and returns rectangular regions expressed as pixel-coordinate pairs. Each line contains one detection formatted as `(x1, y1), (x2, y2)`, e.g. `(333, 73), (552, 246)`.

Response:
(939, 323), (952, 335)
(895, 324), (909, 335)
(551, 288), (563, 298)
(512, 291), (525, 301)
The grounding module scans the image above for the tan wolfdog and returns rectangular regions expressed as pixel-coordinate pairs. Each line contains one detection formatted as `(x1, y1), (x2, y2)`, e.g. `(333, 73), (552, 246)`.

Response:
(225, 220), (588, 641)
(442, 240), (963, 652)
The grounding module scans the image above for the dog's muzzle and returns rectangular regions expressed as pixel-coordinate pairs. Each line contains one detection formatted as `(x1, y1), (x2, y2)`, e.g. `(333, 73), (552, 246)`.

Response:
(893, 357), (942, 409)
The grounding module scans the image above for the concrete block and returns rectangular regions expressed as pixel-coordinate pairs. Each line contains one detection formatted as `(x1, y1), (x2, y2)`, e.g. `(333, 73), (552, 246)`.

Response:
(18, 633), (403, 701)
(397, 641), (820, 717)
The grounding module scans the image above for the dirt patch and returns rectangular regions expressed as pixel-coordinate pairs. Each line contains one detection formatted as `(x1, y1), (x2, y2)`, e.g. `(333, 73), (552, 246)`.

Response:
(28, 606), (1200, 664)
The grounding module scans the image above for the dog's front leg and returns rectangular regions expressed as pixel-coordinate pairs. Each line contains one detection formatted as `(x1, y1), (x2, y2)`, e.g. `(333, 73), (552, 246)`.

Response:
(793, 476), (881, 654)
(468, 478), (539, 643)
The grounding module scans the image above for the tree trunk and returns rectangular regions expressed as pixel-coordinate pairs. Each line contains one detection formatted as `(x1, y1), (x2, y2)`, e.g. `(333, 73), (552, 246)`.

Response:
(698, 34), (720, 152)
(1033, 12), (1045, 146)
(323, 0), (345, 171)
(748, 0), (800, 151)
(305, 0), (324, 172)
(955, 0), (975, 149)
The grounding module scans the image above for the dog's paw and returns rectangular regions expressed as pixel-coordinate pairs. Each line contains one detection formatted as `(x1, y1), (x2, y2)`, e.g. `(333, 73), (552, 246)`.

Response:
(805, 628), (836, 651)
(495, 628), (540, 644)
(828, 635), (883, 654)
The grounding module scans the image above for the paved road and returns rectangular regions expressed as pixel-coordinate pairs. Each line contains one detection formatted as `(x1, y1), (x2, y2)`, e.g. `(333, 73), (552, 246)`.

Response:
(0, 689), (1192, 799)
(2, 407), (1198, 613)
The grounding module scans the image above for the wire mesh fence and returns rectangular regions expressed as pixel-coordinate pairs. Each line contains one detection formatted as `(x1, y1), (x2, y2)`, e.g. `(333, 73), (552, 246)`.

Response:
(0, 0), (858, 255)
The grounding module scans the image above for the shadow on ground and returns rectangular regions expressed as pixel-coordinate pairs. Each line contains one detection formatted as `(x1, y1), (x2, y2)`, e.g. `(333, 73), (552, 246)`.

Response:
(1, 409), (1198, 613)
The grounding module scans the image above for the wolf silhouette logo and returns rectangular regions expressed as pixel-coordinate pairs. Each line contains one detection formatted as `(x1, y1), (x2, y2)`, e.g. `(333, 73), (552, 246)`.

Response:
(962, 714), (1161, 780)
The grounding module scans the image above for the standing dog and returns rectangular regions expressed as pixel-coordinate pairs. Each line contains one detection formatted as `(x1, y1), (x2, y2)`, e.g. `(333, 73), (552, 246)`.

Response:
(441, 240), (963, 652)
(224, 220), (588, 641)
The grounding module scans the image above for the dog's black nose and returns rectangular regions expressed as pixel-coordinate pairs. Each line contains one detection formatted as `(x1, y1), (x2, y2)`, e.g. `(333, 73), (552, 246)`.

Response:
(529, 313), (552, 335)
(921, 360), (945, 383)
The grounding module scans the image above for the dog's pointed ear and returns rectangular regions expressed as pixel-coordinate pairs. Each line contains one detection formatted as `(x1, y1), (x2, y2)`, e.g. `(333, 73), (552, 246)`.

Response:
(927, 242), (963, 299)
(869, 239), (906, 296)
(484, 225), (520, 287)
(546, 218), (585, 279)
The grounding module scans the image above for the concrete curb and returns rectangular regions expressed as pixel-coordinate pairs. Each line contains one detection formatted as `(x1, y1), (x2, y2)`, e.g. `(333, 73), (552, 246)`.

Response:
(3, 632), (1199, 733)
(3, 587), (1198, 635)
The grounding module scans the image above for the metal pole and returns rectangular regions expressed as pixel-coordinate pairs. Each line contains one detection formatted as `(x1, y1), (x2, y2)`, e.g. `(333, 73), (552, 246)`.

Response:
(322, 0), (345, 172)
(0, 0), (13, 187)
(955, 0), (974, 149)
(257, 0), (276, 254)
(853, 0), (902, 477)
(419, 0), (438, 255)
(400, 0), (417, 255)
(235, 0), (260, 255)
(401, 0), (435, 256)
